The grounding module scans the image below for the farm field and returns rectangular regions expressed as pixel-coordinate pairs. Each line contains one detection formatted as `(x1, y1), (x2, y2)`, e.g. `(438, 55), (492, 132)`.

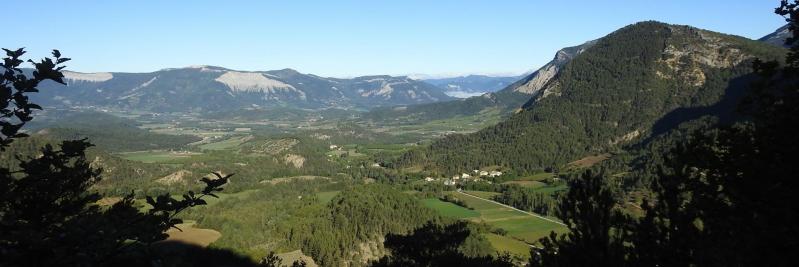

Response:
(115, 150), (200, 163)
(452, 191), (566, 244)
(491, 217), (568, 244)
(421, 191), (567, 259)
(485, 233), (531, 259)
(420, 198), (480, 218)
(198, 135), (252, 150)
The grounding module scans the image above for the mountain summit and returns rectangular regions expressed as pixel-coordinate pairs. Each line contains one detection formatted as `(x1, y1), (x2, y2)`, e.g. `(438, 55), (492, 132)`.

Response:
(398, 21), (787, 173)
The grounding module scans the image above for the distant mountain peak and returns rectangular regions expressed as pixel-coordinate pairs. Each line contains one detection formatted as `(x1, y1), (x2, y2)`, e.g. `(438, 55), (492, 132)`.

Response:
(509, 40), (595, 95)
(759, 24), (791, 47)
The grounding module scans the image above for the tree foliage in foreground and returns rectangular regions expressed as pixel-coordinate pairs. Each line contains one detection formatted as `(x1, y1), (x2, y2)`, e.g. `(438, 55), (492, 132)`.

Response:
(0, 49), (232, 266)
(372, 221), (514, 267)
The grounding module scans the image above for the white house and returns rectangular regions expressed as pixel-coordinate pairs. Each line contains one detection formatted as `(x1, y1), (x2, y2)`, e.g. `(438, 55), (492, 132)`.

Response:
(424, 177), (435, 182)
(452, 175), (460, 180)
(461, 173), (471, 179)
(489, 171), (503, 177)
(479, 171), (489, 176)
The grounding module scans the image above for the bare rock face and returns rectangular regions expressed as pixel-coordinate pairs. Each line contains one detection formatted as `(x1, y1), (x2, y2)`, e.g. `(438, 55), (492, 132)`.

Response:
(63, 71), (113, 83)
(215, 71), (306, 100)
(514, 63), (558, 94)
(156, 170), (193, 185)
(656, 26), (752, 87)
(513, 40), (596, 95)
(284, 154), (306, 169)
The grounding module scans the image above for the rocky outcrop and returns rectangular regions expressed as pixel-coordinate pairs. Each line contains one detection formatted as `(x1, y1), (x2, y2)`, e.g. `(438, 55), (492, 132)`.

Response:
(284, 154), (306, 168)
(156, 170), (193, 185)
(513, 40), (596, 95)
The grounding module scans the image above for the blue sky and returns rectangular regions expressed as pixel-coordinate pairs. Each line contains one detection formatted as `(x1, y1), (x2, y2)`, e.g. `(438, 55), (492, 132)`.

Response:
(3, 1), (787, 77)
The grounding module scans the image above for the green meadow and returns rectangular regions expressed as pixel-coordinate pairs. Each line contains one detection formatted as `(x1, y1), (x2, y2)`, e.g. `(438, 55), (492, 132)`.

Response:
(420, 198), (480, 218)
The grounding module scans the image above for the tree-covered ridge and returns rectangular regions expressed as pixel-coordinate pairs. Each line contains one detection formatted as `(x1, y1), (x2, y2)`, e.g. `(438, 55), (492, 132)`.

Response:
(182, 184), (449, 266)
(31, 111), (201, 152)
(397, 21), (786, 174)
(533, 3), (799, 265)
(0, 135), (175, 192)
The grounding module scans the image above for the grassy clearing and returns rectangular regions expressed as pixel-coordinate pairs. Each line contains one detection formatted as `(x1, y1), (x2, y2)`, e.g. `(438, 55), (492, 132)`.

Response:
(420, 198), (480, 218)
(161, 220), (221, 247)
(515, 172), (555, 181)
(567, 153), (611, 169)
(531, 183), (568, 195)
(486, 233), (531, 258)
(115, 150), (200, 163)
(96, 197), (123, 206)
(491, 217), (567, 244)
(316, 191), (340, 203)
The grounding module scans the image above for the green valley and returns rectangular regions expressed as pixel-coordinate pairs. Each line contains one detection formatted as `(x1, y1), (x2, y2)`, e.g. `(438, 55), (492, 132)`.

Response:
(3, 3), (798, 266)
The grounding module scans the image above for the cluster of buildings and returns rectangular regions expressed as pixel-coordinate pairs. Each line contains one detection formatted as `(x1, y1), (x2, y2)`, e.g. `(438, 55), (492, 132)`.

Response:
(424, 169), (504, 186)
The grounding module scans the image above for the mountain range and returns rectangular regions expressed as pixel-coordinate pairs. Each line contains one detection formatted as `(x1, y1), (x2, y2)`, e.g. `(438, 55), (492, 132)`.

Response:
(32, 23), (789, 124)
(33, 67), (453, 112)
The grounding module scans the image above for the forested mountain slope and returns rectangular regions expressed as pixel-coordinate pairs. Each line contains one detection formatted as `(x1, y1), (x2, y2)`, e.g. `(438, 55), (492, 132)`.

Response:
(396, 21), (786, 173)
(363, 41), (595, 125)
